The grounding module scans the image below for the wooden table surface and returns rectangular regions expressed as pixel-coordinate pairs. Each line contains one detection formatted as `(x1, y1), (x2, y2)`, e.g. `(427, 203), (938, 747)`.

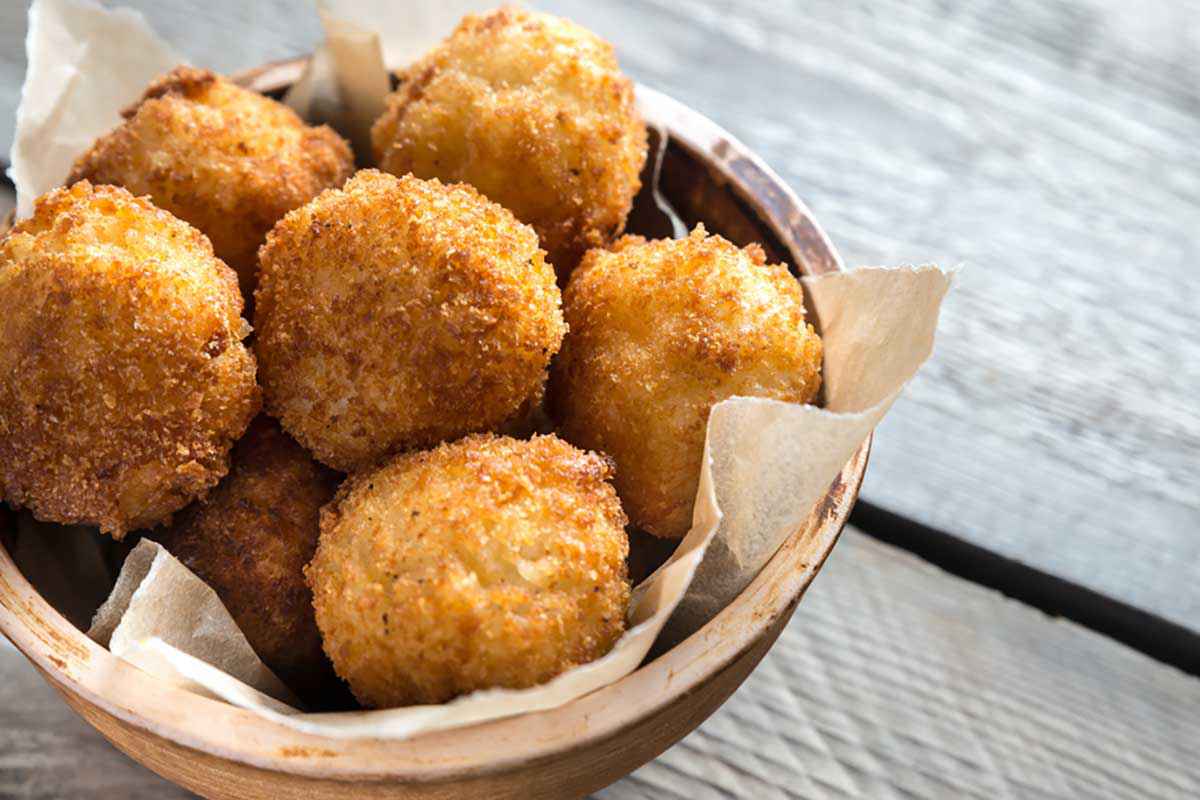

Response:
(1, 1), (1197, 798)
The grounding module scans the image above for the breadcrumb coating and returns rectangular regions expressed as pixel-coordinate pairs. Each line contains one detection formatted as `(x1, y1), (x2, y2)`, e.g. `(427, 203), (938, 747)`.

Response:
(254, 170), (566, 472)
(0, 182), (259, 537)
(307, 433), (630, 708)
(158, 416), (341, 700)
(372, 6), (647, 279)
(550, 226), (823, 539)
(69, 66), (354, 300)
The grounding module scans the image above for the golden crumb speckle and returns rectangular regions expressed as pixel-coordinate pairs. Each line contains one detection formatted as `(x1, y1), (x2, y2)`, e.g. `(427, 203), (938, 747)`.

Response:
(254, 169), (566, 471)
(157, 416), (342, 701)
(550, 226), (823, 538)
(307, 433), (630, 708)
(0, 181), (260, 537)
(372, 6), (647, 279)
(69, 66), (354, 300)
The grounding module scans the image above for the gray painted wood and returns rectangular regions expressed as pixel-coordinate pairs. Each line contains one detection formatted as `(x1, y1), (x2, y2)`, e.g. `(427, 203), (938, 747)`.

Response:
(3, 0), (1196, 629)
(536, 0), (1200, 628)
(600, 531), (1200, 799)
(0, 1), (321, 160)
(1, 0), (1198, 795)
(4, 530), (1198, 799)
(0, 639), (192, 799)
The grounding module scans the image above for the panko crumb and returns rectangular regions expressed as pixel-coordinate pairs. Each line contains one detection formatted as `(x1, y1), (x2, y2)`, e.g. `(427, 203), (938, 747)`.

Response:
(307, 433), (630, 708)
(254, 169), (566, 471)
(69, 66), (354, 300)
(0, 181), (260, 537)
(372, 6), (647, 279)
(158, 416), (342, 701)
(550, 225), (823, 538)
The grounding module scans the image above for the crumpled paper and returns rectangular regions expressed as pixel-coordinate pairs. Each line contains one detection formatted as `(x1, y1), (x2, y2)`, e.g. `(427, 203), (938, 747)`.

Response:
(7, 0), (180, 220)
(89, 539), (299, 706)
(283, 5), (390, 163)
(313, 0), (489, 70)
(5, 0), (952, 740)
(676, 265), (951, 631)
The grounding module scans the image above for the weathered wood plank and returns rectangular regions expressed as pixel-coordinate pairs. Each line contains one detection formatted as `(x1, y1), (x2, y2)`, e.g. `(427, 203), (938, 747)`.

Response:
(538, 0), (1200, 630)
(599, 529), (1200, 800)
(0, 641), (192, 799)
(4, 530), (1198, 798)
(0, 1), (1196, 797)
(0, 1), (321, 160)
(3, 1), (1196, 627)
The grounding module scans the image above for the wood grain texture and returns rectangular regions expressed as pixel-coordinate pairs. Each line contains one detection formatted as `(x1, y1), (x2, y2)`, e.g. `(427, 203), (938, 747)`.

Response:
(2, 0), (1196, 626)
(535, 0), (1200, 629)
(0, 0), (1197, 795)
(5, 530), (1198, 799)
(0, 641), (190, 799)
(604, 529), (1200, 800)
(0, 1), (321, 159)
(0, 80), (866, 799)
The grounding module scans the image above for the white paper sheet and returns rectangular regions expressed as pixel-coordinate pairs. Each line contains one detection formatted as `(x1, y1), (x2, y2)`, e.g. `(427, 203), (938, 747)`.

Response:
(7, 0), (179, 219)
(8, 0), (953, 741)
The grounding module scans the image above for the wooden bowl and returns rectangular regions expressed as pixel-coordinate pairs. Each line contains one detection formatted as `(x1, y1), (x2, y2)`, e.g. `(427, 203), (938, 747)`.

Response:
(0, 60), (867, 800)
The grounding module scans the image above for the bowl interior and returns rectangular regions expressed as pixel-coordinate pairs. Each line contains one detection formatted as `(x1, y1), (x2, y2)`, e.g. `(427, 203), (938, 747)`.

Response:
(0, 59), (864, 790)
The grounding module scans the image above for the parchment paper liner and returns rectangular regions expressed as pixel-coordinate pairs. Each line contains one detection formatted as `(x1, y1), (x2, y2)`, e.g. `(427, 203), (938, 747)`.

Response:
(6, 0), (952, 740)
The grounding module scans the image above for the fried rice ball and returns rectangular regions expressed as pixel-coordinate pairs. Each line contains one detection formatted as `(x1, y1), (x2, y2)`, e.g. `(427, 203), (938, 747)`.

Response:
(372, 6), (647, 279)
(0, 182), (259, 537)
(254, 169), (566, 472)
(69, 66), (354, 300)
(157, 416), (341, 700)
(550, 226), (824, 539)
(307, 433), (630, 708)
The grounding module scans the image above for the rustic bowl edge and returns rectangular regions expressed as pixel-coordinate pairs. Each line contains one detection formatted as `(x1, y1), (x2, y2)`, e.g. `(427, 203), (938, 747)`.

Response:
(0, 57), (869, 798)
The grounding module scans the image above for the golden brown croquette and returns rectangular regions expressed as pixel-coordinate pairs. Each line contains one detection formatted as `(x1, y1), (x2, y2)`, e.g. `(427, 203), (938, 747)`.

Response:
(0, 182), (259, 537)
(372, 7), (647, 279)
(307, 433), (630, 708)
(157, 416), (341, 700)
(69, 66), (354, 300)
(550, 226), (823, 539)
(254, 170), (566, 472)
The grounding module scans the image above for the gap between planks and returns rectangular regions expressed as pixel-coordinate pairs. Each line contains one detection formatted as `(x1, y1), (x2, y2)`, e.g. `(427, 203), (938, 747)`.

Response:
(851, 501), (1200, 677)
(540, 0), (1200, 636)
(2, 529), (1198, 799)
(596, 529), (1200, 800)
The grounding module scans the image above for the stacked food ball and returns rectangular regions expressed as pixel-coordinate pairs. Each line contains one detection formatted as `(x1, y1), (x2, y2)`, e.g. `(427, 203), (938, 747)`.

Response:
(372, 6), (647, 280)
(253, 169), (566, 471)
(0, 181), (260, 537)
(309, 433), (630, 707)
(0, 7), (822, 709)
(155, 416), (342, 703)
(551, 228), (823, 539)
(69, 66), (354, 302)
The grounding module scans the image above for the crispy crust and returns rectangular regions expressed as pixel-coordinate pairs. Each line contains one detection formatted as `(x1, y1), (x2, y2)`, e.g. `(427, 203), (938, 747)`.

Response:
(0, 182), (260, 537)
(254, 170), (566, 471)
(307, 433), (630, 708)
(69, 66), (354, 300)
(372, 6), (647, 279)
(157, 416), (342, 701)
(550, 226), (823, 539)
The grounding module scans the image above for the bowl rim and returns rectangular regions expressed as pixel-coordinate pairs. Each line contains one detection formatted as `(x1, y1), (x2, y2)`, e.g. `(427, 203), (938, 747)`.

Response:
(0, 58), (868, 784)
